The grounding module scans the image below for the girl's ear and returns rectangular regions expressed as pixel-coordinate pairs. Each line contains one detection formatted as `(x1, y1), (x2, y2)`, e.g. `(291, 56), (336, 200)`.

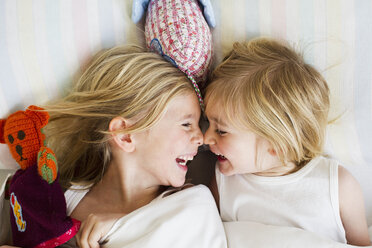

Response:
(268, 148), (277, 156)
(109, 116), (135, 153)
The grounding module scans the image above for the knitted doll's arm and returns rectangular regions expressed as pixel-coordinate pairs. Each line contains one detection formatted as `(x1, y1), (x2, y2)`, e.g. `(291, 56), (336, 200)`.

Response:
(197, 0), (216, 27)
(131, 0), (149, 23)
(131, 0), (216, 27)
(37, 147), (58, 184)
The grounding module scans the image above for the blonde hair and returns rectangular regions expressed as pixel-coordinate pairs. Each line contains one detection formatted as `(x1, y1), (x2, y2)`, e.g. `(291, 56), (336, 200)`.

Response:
(44, 45), (194, 189)
(205, 38), (330, 166)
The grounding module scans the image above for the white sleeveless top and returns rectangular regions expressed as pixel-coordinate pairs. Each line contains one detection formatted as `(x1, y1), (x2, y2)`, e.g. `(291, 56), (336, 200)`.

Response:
(216, 156), (346, 243)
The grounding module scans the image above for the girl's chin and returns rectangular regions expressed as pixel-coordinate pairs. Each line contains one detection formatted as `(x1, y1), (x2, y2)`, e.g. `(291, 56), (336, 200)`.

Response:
(217, 161), (236, 176)
(170, 176), (186, 188)
(171, 181), (185, 188)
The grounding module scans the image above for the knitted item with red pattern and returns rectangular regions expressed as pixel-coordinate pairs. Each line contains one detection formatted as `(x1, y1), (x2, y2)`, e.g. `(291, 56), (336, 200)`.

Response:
(145, 0), (213, 110)
(0, 105), (80, 248)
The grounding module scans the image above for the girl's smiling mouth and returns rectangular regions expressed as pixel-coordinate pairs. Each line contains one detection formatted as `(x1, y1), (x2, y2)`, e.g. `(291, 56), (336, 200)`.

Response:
(217, 154), (227, 162)
(210, 148), (227, 162)
(176, 154), (196, 171)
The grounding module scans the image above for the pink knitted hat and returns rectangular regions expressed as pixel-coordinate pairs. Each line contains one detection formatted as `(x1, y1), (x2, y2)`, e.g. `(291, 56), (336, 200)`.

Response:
(145, 0), (213, 109)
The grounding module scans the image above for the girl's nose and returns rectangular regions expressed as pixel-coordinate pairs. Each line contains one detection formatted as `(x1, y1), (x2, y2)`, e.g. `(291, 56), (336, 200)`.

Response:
(192, 127), (203, 145)
(203, 127), (215, 145)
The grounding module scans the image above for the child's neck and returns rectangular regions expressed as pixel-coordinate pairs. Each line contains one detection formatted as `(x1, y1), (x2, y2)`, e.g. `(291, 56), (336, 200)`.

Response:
(107, 160), (161, 202)
(254, 161), (300, 177)
(86, 158), (162, 215)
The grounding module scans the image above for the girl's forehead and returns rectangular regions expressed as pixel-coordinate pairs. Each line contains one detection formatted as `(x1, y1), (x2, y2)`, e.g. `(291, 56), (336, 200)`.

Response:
(164, 93), (200, 118)
(205, 104), (227, 126)
(205, 101), (249, 131)
(205, 99), (225, 114)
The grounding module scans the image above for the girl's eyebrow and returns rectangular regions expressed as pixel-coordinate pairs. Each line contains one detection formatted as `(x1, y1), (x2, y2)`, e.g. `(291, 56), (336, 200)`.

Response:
(179, 113), (194, 120)
(209, 116), (227, 127)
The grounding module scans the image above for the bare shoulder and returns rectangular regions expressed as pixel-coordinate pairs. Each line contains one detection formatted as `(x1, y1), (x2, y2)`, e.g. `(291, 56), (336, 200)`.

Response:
(338, 166), (359, 190)
(338, 165), (371, 246)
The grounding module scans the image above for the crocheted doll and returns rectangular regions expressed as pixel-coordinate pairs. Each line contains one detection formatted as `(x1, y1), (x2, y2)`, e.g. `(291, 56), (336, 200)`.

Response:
(0, 105), (80, 248)
(132, 0), (215, 110)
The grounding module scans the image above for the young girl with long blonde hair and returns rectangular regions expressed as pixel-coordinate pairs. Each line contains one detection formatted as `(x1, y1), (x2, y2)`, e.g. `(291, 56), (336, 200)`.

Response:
(43, 45), (225, 247)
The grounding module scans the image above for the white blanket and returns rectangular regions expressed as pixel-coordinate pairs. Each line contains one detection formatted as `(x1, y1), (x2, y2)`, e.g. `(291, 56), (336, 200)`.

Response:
(1, 170), (371, 247)
(100, 185), (227, 248)
(224, 221), (372, 248)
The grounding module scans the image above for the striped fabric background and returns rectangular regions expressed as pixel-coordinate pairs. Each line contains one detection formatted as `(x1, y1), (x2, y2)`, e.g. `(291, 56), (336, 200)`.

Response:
(0, 0), (371, 224)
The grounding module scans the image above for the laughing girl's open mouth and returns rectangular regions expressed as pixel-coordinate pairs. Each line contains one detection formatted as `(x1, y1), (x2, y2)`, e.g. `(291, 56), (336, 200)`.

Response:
(176, 155), (195, 171)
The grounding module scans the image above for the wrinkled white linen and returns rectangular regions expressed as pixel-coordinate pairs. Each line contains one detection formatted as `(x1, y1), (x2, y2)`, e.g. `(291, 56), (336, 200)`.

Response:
(99, 185), (227, 248)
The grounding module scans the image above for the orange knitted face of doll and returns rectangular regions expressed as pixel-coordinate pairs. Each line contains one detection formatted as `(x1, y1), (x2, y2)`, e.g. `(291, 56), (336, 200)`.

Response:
(0, 105), (49, 170)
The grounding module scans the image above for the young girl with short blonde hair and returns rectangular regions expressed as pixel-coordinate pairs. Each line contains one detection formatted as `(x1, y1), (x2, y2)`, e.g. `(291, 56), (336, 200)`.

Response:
(204, 38), (370, 246)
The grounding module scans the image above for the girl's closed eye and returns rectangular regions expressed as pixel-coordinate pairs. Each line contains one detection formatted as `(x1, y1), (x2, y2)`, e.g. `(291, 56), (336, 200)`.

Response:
(215, 129), (227, 136)
(182, 122), (192, 128)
